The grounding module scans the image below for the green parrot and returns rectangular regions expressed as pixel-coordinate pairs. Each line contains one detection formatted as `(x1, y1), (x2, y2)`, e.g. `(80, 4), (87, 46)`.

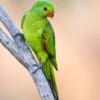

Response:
(21, 0), (58, 99)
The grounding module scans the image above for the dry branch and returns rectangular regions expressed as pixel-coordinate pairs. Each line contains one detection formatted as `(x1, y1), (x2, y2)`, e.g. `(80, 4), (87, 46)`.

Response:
(0, 5), (55, 100)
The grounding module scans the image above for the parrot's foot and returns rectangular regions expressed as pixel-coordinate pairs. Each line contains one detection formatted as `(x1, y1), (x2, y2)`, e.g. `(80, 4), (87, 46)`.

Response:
(14, 33), (25, 42)
(32, 62), (42, 74)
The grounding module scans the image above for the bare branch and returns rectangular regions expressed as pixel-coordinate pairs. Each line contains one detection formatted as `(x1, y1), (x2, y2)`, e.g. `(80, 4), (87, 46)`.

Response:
(0, 5), (55, 100)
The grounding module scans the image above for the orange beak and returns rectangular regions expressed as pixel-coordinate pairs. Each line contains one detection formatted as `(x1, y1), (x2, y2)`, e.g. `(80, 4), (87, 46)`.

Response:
(48, 11), (54, 18)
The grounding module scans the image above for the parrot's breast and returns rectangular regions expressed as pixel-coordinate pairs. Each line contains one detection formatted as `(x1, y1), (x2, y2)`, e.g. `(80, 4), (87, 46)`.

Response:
(22, 13), (48, 52)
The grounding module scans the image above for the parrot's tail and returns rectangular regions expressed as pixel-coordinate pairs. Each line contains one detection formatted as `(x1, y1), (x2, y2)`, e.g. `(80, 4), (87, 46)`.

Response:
(48, 67), (59, 100)
(42, 59), (59, 100)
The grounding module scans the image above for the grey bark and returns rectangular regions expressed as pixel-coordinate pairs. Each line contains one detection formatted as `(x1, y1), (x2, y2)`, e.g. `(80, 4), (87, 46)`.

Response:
(0, 5), (55, 100)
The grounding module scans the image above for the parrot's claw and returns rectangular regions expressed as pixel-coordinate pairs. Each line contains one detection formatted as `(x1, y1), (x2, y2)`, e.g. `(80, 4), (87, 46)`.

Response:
(14, 33), (25, 42)
(32, 62), (42, 74)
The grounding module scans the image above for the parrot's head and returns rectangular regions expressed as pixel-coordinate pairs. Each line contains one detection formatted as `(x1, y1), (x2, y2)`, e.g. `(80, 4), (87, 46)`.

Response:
(31, 0), (55, 18)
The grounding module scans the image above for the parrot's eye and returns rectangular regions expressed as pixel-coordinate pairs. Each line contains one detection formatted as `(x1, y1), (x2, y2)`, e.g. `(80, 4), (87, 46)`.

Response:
(43, 7), (48, 11)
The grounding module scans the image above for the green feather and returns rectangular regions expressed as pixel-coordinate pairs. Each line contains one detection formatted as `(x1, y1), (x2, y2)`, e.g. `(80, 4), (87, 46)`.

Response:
(43, 20), (58, 70)
(21, 13), (26, 29)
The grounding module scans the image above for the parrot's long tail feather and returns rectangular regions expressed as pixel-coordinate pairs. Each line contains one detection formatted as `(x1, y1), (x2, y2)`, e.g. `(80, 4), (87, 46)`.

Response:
(48, 77), (59, 100)
(42, 60), (59, 100)
(48, 80), (58, 100)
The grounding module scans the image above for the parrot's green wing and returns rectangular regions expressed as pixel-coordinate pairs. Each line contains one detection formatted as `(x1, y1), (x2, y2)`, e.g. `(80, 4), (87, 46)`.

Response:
(42, 21), (58, 100)
(42, 20), (58, 70)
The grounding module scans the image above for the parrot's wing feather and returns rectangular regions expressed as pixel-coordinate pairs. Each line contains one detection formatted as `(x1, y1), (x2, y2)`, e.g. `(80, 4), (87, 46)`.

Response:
(42, 21), (58, 70)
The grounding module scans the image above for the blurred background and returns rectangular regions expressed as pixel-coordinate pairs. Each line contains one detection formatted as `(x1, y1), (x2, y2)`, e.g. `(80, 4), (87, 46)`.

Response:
(1, 0), (100, 100)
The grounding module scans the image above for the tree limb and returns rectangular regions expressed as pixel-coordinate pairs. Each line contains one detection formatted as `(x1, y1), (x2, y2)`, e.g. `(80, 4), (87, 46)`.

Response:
(0, 5), (55, 100)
